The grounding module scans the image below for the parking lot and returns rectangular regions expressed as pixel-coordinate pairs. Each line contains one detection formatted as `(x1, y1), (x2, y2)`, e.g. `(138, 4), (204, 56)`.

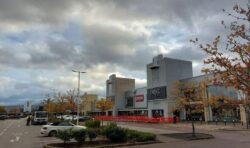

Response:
(2, 117), (250, 148)
(0, 118), (59, 148)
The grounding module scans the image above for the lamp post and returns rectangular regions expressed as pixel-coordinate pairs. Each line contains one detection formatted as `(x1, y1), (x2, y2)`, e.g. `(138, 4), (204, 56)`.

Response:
(72, 70), (86, 125)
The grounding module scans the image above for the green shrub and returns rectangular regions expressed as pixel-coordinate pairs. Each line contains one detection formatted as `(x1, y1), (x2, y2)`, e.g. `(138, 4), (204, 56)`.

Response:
(126, 129), (156, 142)
(48, 117), (63, 123)
(135, 132), (156, 142)
(56, 129), (73, 144)
(85, 120), (101, 128)
(72, 129), (86, 145)
(126, 129), (139, 140)
(103, 123), (127, 142)
(87, 128), (98, 142)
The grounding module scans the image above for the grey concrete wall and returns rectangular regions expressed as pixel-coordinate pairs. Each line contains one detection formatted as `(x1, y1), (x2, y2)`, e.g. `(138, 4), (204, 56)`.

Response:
(147, 55), (193, 98)
(146, 55), (193, 117)
(106, 74), (135, 116)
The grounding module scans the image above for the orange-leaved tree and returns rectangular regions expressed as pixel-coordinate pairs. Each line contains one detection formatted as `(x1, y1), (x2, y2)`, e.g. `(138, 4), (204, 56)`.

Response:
(191, 1), (250, 128)
(95, 98), (113, 126)
(0, 105), (6, 113)
(171, 80), (209, 137)
(171, 80), (209, 118)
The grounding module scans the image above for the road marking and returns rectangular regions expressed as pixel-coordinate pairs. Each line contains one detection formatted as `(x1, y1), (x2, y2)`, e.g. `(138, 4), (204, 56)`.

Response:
(9, 136), (21, 143)
(10, 139), (15, 143)
(16, 136), (20, 142)
(240, 140), (250, 143)
(0, 121), (14, 137)
(37, 139), (60, 143)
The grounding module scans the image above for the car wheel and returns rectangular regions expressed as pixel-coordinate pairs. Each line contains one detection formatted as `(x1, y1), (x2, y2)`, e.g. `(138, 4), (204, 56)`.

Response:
(49, 130), (57, 137)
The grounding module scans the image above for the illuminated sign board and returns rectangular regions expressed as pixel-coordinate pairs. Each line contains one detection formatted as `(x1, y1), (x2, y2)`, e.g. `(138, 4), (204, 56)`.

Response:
(135, 95), (144, 102)
(147, 86), (167, 100)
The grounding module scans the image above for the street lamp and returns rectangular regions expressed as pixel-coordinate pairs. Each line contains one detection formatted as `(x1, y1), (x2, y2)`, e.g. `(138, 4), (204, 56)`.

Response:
(72, 70), (86, 125)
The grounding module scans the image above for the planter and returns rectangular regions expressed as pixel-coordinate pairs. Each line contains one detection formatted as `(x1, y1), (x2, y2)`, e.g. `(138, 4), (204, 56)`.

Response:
(43, 140), (159, 148)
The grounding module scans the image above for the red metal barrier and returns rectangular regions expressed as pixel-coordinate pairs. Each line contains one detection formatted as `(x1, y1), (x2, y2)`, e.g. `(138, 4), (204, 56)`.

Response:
(94, 116), (180, 123)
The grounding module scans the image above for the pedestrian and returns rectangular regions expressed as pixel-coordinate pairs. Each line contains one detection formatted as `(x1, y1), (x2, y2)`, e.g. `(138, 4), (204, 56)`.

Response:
(26, 116), (31, 126)
(173, 115), (177, 124)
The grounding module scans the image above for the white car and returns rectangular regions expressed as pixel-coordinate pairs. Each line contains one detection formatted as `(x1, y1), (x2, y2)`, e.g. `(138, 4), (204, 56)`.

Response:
(63, 115), (74, 120)
(40, 122), (86, 137)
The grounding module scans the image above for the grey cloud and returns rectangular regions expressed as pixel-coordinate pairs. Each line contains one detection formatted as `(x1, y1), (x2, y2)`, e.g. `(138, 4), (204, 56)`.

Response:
(85, 0), (241, 26)
(81, 23), (151, 69)
(0, 0), (77, 26)
(165, 46), (206, 62)
(0, 0), (247, 105)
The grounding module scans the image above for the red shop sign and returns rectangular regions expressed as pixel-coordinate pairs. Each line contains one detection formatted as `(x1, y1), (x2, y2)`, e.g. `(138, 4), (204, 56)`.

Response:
(135, 95), (144, 102)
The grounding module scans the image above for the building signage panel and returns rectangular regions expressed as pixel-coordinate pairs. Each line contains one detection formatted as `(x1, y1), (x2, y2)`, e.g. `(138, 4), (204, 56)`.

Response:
(134, 88), (147, 108)
(135, 95), (144, 102)
(147, 86), (167, 100)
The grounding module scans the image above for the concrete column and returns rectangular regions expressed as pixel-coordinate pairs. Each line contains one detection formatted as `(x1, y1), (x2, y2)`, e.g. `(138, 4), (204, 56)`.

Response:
(240, 104), (247, 124)
(204, 105), (213, 122)
(148, 109), (152, 118)
(180, 108), (186, 120)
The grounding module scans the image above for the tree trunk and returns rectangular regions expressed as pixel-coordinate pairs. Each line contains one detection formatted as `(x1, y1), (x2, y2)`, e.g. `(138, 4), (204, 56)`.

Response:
(192, 120), (196, 137)
(245, 108), (249, 129)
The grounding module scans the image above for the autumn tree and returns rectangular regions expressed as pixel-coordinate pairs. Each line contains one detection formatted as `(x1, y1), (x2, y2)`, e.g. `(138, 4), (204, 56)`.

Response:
(43, 90), (77, 115)
(171, 80), (209, 137)
(95, 98), (113, 126)
(209, 95), (240, 121)
(171, 80), (209, 118)
(0, 105), (6, 113)
(43, 95), (54, 113)
(192, 1), (250, 127)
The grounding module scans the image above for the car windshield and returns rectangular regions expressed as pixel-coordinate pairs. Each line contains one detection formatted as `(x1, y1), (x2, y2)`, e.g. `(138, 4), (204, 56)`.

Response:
(35, 112), (48, 118)
(58, 122), (74, 126)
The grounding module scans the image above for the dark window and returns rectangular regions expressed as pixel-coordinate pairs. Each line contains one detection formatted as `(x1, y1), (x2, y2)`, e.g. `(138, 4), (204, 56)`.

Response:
(58, 122), (73, 126)
(147, 86), (167, 100)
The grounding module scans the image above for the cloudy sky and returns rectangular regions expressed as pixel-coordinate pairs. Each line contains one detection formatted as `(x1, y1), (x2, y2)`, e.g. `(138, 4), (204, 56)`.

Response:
(0, 0), (245, 105)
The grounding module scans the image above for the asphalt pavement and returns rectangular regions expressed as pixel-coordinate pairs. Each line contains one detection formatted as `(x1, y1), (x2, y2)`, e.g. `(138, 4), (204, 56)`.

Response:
(1, 119), (250, 148)
(116, 122), (250, 148)
(0, 118), (58, 148)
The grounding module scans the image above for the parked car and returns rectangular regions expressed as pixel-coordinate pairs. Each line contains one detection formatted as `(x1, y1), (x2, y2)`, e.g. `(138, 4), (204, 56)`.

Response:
(40, 122), (86, 137)
(78, 116), (93, 122)
(8, 115), (20, 119)
(221, 117), (239, 122)
(0, 115), (8, 120)
(62, 115), (74, 120)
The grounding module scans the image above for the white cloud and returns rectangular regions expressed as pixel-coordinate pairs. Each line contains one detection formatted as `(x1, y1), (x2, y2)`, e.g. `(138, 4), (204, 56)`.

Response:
(0, 0), (246, 105)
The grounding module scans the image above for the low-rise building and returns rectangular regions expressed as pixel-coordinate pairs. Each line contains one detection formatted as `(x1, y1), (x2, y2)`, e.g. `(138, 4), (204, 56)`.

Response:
(106, 74), (135, 116)
(80, 93), (98, 115)
(99, 54), (244, 123)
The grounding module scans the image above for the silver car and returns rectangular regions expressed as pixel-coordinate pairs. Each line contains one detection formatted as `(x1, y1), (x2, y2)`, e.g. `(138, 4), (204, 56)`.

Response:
(40, 122), (86, 137)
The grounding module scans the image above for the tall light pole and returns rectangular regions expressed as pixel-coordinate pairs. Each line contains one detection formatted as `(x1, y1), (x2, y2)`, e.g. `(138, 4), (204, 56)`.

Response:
(72, 70), (86, 125)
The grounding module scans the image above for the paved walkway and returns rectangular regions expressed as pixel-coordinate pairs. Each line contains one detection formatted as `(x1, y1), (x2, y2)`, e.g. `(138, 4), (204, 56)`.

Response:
(165, 121), (249, 131)
(114, 122), (250, 148)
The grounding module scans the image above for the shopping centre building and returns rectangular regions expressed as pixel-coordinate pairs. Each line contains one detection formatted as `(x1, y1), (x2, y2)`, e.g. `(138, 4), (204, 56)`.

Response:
(100, 54), (244, 122)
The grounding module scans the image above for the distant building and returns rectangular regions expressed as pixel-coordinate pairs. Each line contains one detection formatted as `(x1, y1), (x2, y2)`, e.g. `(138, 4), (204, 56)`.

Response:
(122, 87), (148, 116)
(180, 74), (240, 122)
(99, 54), (244, 123)
(5, 105), (23, 114)
(80, 93), (98, 115)
(146, 55), (193, 118)
(23, 101), (32, 113)
(106, 74), (135, 116)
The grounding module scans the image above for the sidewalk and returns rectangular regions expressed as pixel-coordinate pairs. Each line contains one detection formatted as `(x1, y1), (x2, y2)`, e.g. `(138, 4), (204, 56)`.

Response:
(165, 121), (250, 131)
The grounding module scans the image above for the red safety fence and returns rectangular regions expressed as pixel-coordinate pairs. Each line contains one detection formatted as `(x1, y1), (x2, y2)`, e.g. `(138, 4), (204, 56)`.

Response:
(94, 116), (180, 123)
